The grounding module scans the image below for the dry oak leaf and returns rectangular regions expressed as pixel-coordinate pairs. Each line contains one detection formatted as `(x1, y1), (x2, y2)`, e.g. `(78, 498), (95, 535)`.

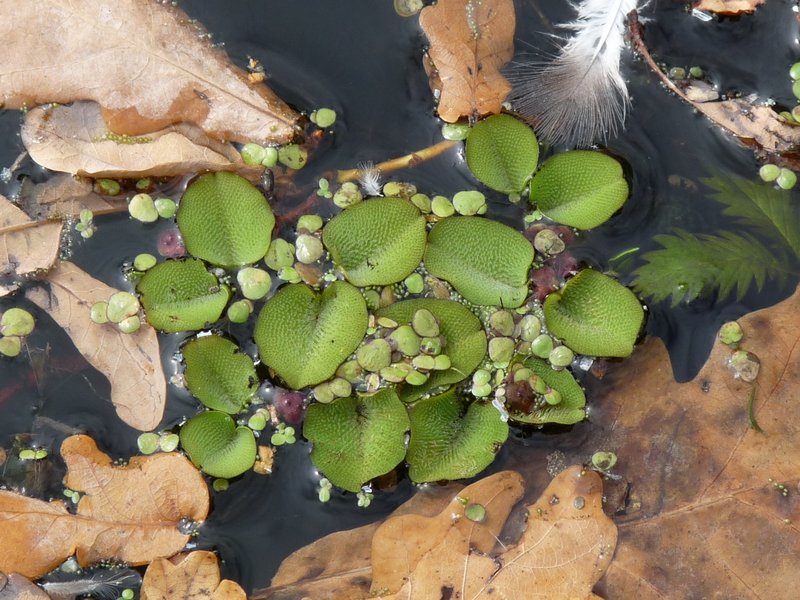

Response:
(0, 573), (50, 600)
(256, 483), (464, 600)
(22, 102), (264, 180)
(141, 551), (245, 600)
(18, 174), (125, 221)
(0, 435), (209, 580)
(376, 467), (615, 600)
(420, 0), (515, 122)
(0, 0), (298, 144)
(0, 194), (62, 298)
(694, 0), (765, 15)
(26, 261), (166, 431)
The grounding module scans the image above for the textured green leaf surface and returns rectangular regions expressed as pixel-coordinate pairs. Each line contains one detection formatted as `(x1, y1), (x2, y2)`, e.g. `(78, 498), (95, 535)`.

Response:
(407, 389), (508, 483)
(508, 357), (586, 425)
(177, 172), (275, 268)
(376, 299), (487, 402)
(424, 217), (533, 308)
(322, 197), (426, 286)
(137, 259), (230, 333)
(180, 411), (256, 478)
(254, 281), (368, 389)
(544, 269), (643, 357)
(183, 335), (258, 413)
(465, 114), (539, 194)
(303, 388), (409, 492)
(529, 150), (628, 229)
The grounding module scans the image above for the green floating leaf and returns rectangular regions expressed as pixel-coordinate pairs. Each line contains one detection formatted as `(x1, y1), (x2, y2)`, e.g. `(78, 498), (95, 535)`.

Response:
(424, 217), (533, 308)
(465, 114), (539, 194)
(322, 197), (426, 286)
(508, 357), (586, 425)
(180, 411), (256, 478)
(544, 269), (643, 357)
(254, 281), (368, 389)
(407, 388), (508, 483)
(303, 388), (409, 492)
(529, 150), (628, 230)
(177, 172), (275, 268)
(137, 259), (231, 333)
(183, 335), (258, 413)
(376, 299), (487, 402)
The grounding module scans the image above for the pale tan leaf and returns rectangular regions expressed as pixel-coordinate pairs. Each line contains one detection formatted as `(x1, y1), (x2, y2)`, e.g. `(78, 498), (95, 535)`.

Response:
(18, 174), (123, 220)
(0, 0), (298, 144)
(141, 551), (246, 600)
(0, 194), (62, 298)
(25, 261), (166, 431)
(694, 0), (764, 15)
(0, 435), (209, 579)
(22, 102), (264, 180)
(420, 0), (515, 122)
(0, 573), (51, 599)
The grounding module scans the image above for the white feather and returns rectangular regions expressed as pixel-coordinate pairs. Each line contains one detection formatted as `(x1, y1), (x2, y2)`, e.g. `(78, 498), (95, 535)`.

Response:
(357, 161), (383, 197)
(510, 0), (638, 147)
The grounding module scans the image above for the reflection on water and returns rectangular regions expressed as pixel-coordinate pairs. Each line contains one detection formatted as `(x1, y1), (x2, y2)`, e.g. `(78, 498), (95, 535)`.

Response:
(0, 0), (798, 592)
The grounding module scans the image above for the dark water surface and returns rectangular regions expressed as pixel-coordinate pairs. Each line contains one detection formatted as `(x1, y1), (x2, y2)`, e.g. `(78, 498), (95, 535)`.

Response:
(1, 0), (799, 593)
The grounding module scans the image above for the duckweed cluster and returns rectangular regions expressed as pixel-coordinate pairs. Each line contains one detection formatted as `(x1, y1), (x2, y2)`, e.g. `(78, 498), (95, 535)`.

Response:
(0, 307), (35, 357)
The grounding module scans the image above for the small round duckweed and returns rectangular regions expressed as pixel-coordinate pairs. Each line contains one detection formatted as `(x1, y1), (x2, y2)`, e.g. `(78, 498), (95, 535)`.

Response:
(18, 449), (35, 460)
(318, 478), (333, 502)
(278, 144), (308, 170)
(128, 193), (159, 222)
(311, 108), (337, 128)
(313, 382), (335, 403)
(591, 451), (618, 471)
(263, 147), (279, 168)
(410, 193), (431, 213)
(719, 321), (744, 345)
(266, 238), (296, 270)
(90, 302), (109, 324)
(406, 370), (429, 386)
(137, 432), (160, 455)
(431, 195), (455, 218)
(97, 179), (121, 195)
(776, 168), (797, 190)
(159, 433), (180, 452)
(277, 266), (301, 283)
(412, 354), (436, 371)
(518, 315), (541, 341)
(106, 292), (140, 323)
(357, 338), (392, 372)
(213, 478), (230, 492)
(133, 253), (157, 272)
(248, 411), (268, 431)
(394, 0), (424, 17)
(121, 589), (135, 600)
(1, 308), (35, 336)
(543, 389), (562, 405)
(238, 267), (272, 300)
(333, 182), (363, 208)
(412, 308), (439, 337)
(298, 214), (323, 233)
(729, 350), (760, 382)
(357, 489), (373, 508)
(0, 336), (21, 357)
(241, 143), (267, 165)
(534, 229), (566, 256)
(453, 190), (486, 216)
(389, 325), (421, 356)
(791, 62), (800, 81)
(117, 315), (141, 334)
(154, 198), (177, 219)
(465, 503), (487, 523)
(489, 310), (515, 336)
(489, 337), (515, 366)
(689, 66), (704, 78)
(433, 354), (451, 370)
(531, 334), (554, 358)
(383, 181), (416, 198)
(295, 234), (324, 264)
(404, 272), (425, 294)
(548, 345), (574, 368)
(227, 299), (253, 323)
(441, 121), (471, 141)
(329, 377), (352, 398)
(759, 164), (780, 182)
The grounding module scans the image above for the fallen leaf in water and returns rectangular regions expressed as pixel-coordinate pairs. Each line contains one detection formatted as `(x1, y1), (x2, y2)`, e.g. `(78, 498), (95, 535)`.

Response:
(0, 573), (50, 599)
(0, 435), (209, 579)
(256, 468), (615, 599)
(694, 0), (765, 15)
(141, 551), (245, 600)
(0, 0), (298, 144)
(419, 0), (515, 122)
(0, 195), (62, 298)
(18, 174), (124, 220)
(22, 102), (264, 180)
(26, 261), (166, 431)
(631, 14), (800, 168)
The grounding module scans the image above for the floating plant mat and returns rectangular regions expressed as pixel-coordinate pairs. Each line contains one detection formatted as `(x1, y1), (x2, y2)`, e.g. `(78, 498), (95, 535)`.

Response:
(0, 0), (799, 598)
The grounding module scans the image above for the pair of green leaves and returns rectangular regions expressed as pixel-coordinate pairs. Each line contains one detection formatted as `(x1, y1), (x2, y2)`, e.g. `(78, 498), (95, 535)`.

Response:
(304, 387), (508, 491)
(465, 114), (628, 230)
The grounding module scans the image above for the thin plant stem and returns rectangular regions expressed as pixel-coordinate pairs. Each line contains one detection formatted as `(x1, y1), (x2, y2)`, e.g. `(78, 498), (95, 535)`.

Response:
(336, 140), (459, 183)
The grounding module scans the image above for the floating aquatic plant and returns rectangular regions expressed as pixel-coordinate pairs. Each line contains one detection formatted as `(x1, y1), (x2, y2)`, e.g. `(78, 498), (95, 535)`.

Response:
(180, 410), (257, 479)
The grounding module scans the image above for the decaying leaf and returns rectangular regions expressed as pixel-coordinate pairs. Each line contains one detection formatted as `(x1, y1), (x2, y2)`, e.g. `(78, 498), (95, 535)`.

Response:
(0, 573), (50, 600)
(0, 0), (298, 143)
(0, 435), (209, 579)
(26, 261), (166, 431)
(22, 102), (263, 180)
(141, 551), (245, 600)
(0, 195), (62, 298)
(631, 14), (800, 166)
(420, 0), (515, 122)
(694, 0), (765, 15)
(18, 174), (124, 220)
(256, 469), (615, 599)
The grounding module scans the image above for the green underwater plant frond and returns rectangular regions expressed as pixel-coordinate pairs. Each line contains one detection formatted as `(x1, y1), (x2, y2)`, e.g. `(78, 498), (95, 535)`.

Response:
(631, 229), (789, 306)
(702, 174), (800, 256)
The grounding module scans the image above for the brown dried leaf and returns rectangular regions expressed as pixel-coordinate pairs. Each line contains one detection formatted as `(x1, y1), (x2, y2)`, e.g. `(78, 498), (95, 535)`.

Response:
(18, 174), (124, 220)
(0, 435), (209, 579)
(0, 573), (50, 600)
(631, 14), (800, 164)
(0, 195), (62, 298)
(694, 0), (765, 15)
(26, 261), (166, 431)
(22, 102), (263, 180)
(420, 0), (515, 122)
(0, 0), (298, 144)
(141, 551), (245, 600)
